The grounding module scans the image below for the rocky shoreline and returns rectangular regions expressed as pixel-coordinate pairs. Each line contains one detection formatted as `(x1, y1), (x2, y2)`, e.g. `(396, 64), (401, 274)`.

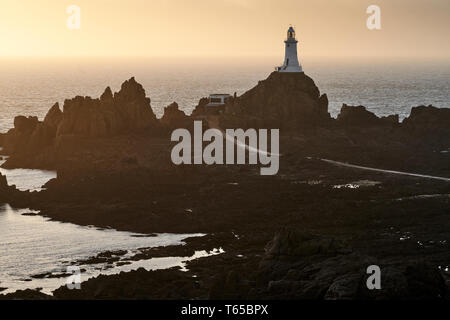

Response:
(0, 72), (449, 299)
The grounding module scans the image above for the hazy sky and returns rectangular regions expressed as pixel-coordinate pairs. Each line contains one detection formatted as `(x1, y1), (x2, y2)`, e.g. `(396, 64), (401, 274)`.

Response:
(0, 0), (449, 59)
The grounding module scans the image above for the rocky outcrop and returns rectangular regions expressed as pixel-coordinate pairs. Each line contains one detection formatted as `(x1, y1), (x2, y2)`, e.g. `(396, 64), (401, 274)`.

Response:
(380, 114), (400, 125)
(14, 115), (39, 133)
(336, 104), (399, 127)
(0, 105), (65, 168)
(0, 173), (8, 192)
(191, 97), (210, 117)
(254, 228), (448, 300)
(0, 78), (161, 168)
(0, 75), (448, 172)
(258, 228), (352, 284)
(337, 105), (379, 126)
(2, 77), (158, 149)
(161, 102), (191, 130)
(403, 105), (450, 133)
(57, 78), (157, 137)
(0, 172), (31, 206)
(44, 103), (63, 130)
(219, 72), (331, 130)
(1, 116), (39, 154)
(336, 104), (450, 136)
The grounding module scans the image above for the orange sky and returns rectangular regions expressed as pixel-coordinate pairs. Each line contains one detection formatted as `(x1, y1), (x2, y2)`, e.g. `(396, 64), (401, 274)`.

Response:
(0, 0), (449, 59)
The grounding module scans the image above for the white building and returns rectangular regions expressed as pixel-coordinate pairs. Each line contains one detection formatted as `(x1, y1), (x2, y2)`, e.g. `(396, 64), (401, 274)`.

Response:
(206, 94), (231, 107)
(276, 26), (303, 73)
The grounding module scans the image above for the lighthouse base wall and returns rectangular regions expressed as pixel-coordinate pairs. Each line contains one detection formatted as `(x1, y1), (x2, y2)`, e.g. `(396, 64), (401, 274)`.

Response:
(278, 65), (303, 73)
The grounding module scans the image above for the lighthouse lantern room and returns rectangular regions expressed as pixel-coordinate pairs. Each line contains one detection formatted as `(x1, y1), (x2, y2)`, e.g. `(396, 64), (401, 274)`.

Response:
(276, 26), (303, 73)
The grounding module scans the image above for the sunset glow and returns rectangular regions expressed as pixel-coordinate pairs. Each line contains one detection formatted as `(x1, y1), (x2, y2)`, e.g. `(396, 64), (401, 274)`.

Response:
(0, 0), (449, 59)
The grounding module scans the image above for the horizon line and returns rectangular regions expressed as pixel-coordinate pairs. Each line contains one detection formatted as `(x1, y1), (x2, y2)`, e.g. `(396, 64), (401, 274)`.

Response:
(0, 55), (449, 61)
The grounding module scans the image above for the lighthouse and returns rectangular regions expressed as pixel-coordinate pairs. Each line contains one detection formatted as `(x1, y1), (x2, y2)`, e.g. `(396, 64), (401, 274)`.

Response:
(276, 26), (303, 73)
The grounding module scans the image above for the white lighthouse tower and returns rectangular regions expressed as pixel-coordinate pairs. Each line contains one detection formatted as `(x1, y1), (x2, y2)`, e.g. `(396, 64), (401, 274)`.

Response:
(277, 26), (303, 73)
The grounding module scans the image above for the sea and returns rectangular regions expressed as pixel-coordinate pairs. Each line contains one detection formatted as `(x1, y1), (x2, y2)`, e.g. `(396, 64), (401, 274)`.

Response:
(0, 157), (221, 295)
(0, 56), (448, 294)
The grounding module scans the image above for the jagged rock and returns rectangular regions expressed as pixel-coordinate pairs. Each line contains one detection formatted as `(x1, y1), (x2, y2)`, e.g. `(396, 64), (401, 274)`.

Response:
(14, 116), (39, 133)
(336, 104), (382, 126)
(191, 97), (210, 117)
(100, 86), (113, 102)
(380, 114), (399, 125)
(43, 103), (63, 129)
(113, 77), (157, 130)
(0, 172), (27, 206)
(1, 116), (39, 154)
(57, 77), (157, 138)
(20, 103), (65, 152)
(403, 105), (450, 133)
(0, 173), (8, 191)
(0, 78), (161, 168)
(161, 102), (190, 129)
(1, 75), (448, 172)
(220, 72), (331, 129)
(318, 93), (329, 114)
(57, 96), (108, 137)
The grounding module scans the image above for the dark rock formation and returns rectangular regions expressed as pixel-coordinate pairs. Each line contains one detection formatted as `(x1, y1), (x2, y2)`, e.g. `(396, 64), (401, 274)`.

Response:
(336, 104), (399, 127)
(44, 103), (63, 130)
(219, 72), (331, 130)
(0, 77), (161, 168)
(257, 228), (353, 288)
(337, 104), (381, 126)
(14, 115), (39, 133)
(0, 172), (30, 207)
(161, 102), (191, 130)
(380, 114), (399, 125)
(191, 97), (210, 117)
(52, 267), (202, 300)
(0, 172), (8, 192)
(263, 228), (350, 259)
(57, 78), (157, 137)
(0, 289), (52, 300)
(1, 74), (448, 171)
(399, 105), (450, 153)
(253, 228), (448, 300)
(0, 72), (449, 301)
(1, 116), (39, 154)
(336, 104), (450, 135)
(1, 77), (158, 149)
(403, 105), (450, 134)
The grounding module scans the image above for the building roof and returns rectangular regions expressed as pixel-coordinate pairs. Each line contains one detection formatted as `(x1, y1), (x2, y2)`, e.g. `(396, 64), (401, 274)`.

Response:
(209, 94), (231, 97)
